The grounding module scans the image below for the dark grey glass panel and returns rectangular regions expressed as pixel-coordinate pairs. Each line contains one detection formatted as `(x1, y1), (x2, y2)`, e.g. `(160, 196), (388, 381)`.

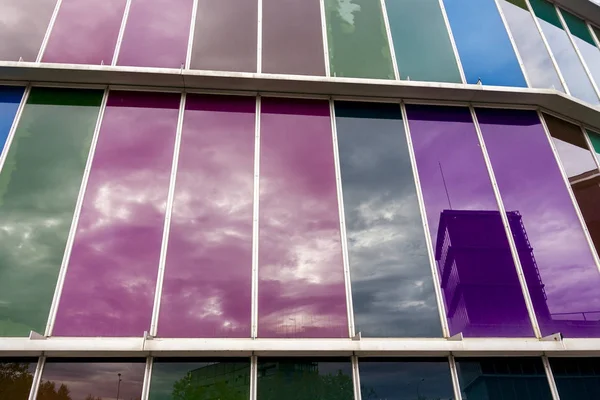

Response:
(550, 358), (600, 400)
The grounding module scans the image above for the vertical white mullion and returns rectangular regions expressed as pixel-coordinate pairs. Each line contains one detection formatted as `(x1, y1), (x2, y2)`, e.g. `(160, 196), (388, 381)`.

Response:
(437, 0), (467, 84)
(257, 0), (263, 73)
(581, 127), (600, 170)
(379, 0), (399, 80)
(542, 355), (562, 400)
(185, 0), (199, 69)
(538, 111), (600, 275)
(251, 96), (261, 339)
(329, 99), (355, 338)
(250, 355), (258, 400)
(320, 0), (331, 77)
(448, 355), (464, 400)
(400, 102), (450, 338)
(524, 0), (571, 94)
(588, 22), (600, 50)
(27, 356), (46, 400)
(35, 0), (64, 62)
(0, 86), (30, 175)
(140, 356), (154, 400)
(470, 106), (543, 339)
(112, 0), (133, 66)
(493, 0), (532, 88)
(45, 88), (110, 336)
(352, 355), (362, 400)
(149, 92), (186, 337)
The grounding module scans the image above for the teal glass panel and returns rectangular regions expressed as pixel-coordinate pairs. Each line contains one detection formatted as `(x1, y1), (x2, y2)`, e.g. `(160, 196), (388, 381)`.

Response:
(385, 0), (461, 83)
(587, 129), (600, 155)
(562, 10), (600, 93)
(325, 0), (394, 79)
(0, 88), (102, 337)
(550, 358), (600, 399)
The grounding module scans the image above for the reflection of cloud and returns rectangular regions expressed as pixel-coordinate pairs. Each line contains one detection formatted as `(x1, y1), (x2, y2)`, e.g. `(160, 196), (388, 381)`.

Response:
(335, 0), (361, 25)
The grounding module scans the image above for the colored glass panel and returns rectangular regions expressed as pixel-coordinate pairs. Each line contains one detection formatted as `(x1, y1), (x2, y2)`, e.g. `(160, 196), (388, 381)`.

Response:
(0, 359), (37, 400)
(442, 0), (526, 86)
(456, 358), (553, 399)
(358, 358), (455, 400)
(0, 88), (102, 337)
(562, 10), (600, 93)
(477, 108), (600, 338)
(42, 0), (126, 65)
(325, 0), (394, 79)
(149, 358), (251, 400)
(335, 101), (441, 337)
(262, 0), (325, 76)
(407, 105), (534, 338)
(257, 358), (353, 400)
(117, 0), (194, 68)
(530, 0), (599, 104)
(38, 359), (145, 400)
(258, 98), (347, 338)
(385, 0), (462, 83)
(190, 0), (257, 72)
(0, 86), (24, 154)
(500, 0), (565, 91)
(550, 358), (600, 399)
(53, 91), (180, 337)
(0, 0), (57, 62)
(588, 129), (600, 155)
(157, 95), (255, 338)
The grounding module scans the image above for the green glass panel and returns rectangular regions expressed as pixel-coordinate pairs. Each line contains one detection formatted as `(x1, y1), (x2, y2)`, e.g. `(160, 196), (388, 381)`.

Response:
(325, 0), (394, 79)
(507, 0), (528, 10)
(562, 9), (596, 46)
(0, 87), (102, 337)
(587, 129), (600, 155)
(529, 0), (562, 28)
(594, 26), (600, 46)
(385, 0), (461, 83)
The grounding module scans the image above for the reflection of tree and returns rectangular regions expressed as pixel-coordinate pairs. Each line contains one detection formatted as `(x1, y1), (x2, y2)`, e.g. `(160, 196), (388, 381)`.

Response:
(0, 362), (34, 400)
(258, 370), (354, 400)
(171, 372), (247, 400)
(37, 381), (72, 400)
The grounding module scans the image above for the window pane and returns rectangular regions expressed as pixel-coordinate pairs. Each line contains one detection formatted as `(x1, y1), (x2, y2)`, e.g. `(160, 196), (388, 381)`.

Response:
(477, 108), (600, 338)
(149, 358), (251, 400)
(325, 0), (394, 79)
(258, 98), (347, 338)
(262, 0), (325, 75)
(335, 101), (441, 337)
(385, 0), (462, 83)
(0, 88), (102, 337)
(257, 358), (353, 400)
(117, 0), (194, 68)
(550, 358), (600, 400)
(42, 0), (126, 65)
(358, 358), (455, 400)
(0, 0), (57, 62)
(407, 105), (534, 338)
(53, 91), (180, 337)
(500, 0), (565, 91)
(38, 359), (145, 400)
(530, 0), (599, 104)
(0, 359), (38, 400)
(442, 0), (527, 86)
(562, 10), (600, 93)
(158, 95), (255, 338)
(0, 86), (24, 154)
(190, 0), (257, 72)
(456, 358), (552, 400)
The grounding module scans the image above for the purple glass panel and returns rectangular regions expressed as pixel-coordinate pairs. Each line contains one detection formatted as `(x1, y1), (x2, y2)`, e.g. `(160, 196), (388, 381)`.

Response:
(258, 98), (347, 338)
(478, 108), (600, 338)
(407, 105), (534, 337)
(53, 91), (180, 337)
(117, 0), (194, 68)
(157, 95), (255, 338)
(42, 0), (126, 65)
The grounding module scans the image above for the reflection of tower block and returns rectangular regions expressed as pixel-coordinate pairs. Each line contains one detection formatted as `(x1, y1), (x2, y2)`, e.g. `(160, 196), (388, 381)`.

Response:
(435, 210), (546, 336)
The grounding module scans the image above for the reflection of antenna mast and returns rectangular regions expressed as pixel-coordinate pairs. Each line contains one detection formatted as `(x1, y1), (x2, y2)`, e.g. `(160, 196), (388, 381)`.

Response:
(439, 162), (452, 210)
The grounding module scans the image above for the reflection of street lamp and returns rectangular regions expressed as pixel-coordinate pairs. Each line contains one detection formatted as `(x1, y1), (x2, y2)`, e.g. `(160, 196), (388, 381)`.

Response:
(116, 373), (122, 400)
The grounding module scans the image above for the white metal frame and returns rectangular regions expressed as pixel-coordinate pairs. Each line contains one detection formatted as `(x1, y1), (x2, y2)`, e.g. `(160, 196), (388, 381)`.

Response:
(379, 0), (400, 81)
(256, 0), (263, 73)
(185, 0), (200, 70)
(437, 0), (467, 84)
(319, 0), (331, 77)
(0, 85), (30, 174)
(251, 96), (261, 339)
(112, 0), (133, 66)
(542, 355), (562, 400)
(35, 0), (64, 63)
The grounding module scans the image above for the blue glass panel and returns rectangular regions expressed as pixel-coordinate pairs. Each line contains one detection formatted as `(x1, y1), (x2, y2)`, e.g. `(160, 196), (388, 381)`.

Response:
(0, 86), (24, 155)
(443, 0), (527, 87)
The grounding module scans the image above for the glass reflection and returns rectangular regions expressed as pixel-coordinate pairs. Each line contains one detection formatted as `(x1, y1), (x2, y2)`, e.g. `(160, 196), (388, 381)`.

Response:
(190, 0), (257, 72)
(530, 0), (599, 104)
(0, 88), (102, 337)
(0, 359), (37, 400)
(117, 0), (193, 68)
(38, 359), (145, 400)
(407, 105), (534, 338)
(0, 0), (58, 62)
(257, 358), (353, 400)
(42, 0), (126, 65)
(149, 358), (251, 400)
(325, 0), (394, 79)
(335, 101), (441, 337)
(158, 95), (255, 338)
(53, 91), (180, 337)
(550, 358), (600, 399)
(500, 0), (564, 91)
(561, 10), (600, 94)
(0, 86), (24, 154)
(258, 98), (347, 338)
(456, 358), (553, 400)
(442, 0), (527, 86)
(358, 358), (455, 400)
(477, 108), (600, 338)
